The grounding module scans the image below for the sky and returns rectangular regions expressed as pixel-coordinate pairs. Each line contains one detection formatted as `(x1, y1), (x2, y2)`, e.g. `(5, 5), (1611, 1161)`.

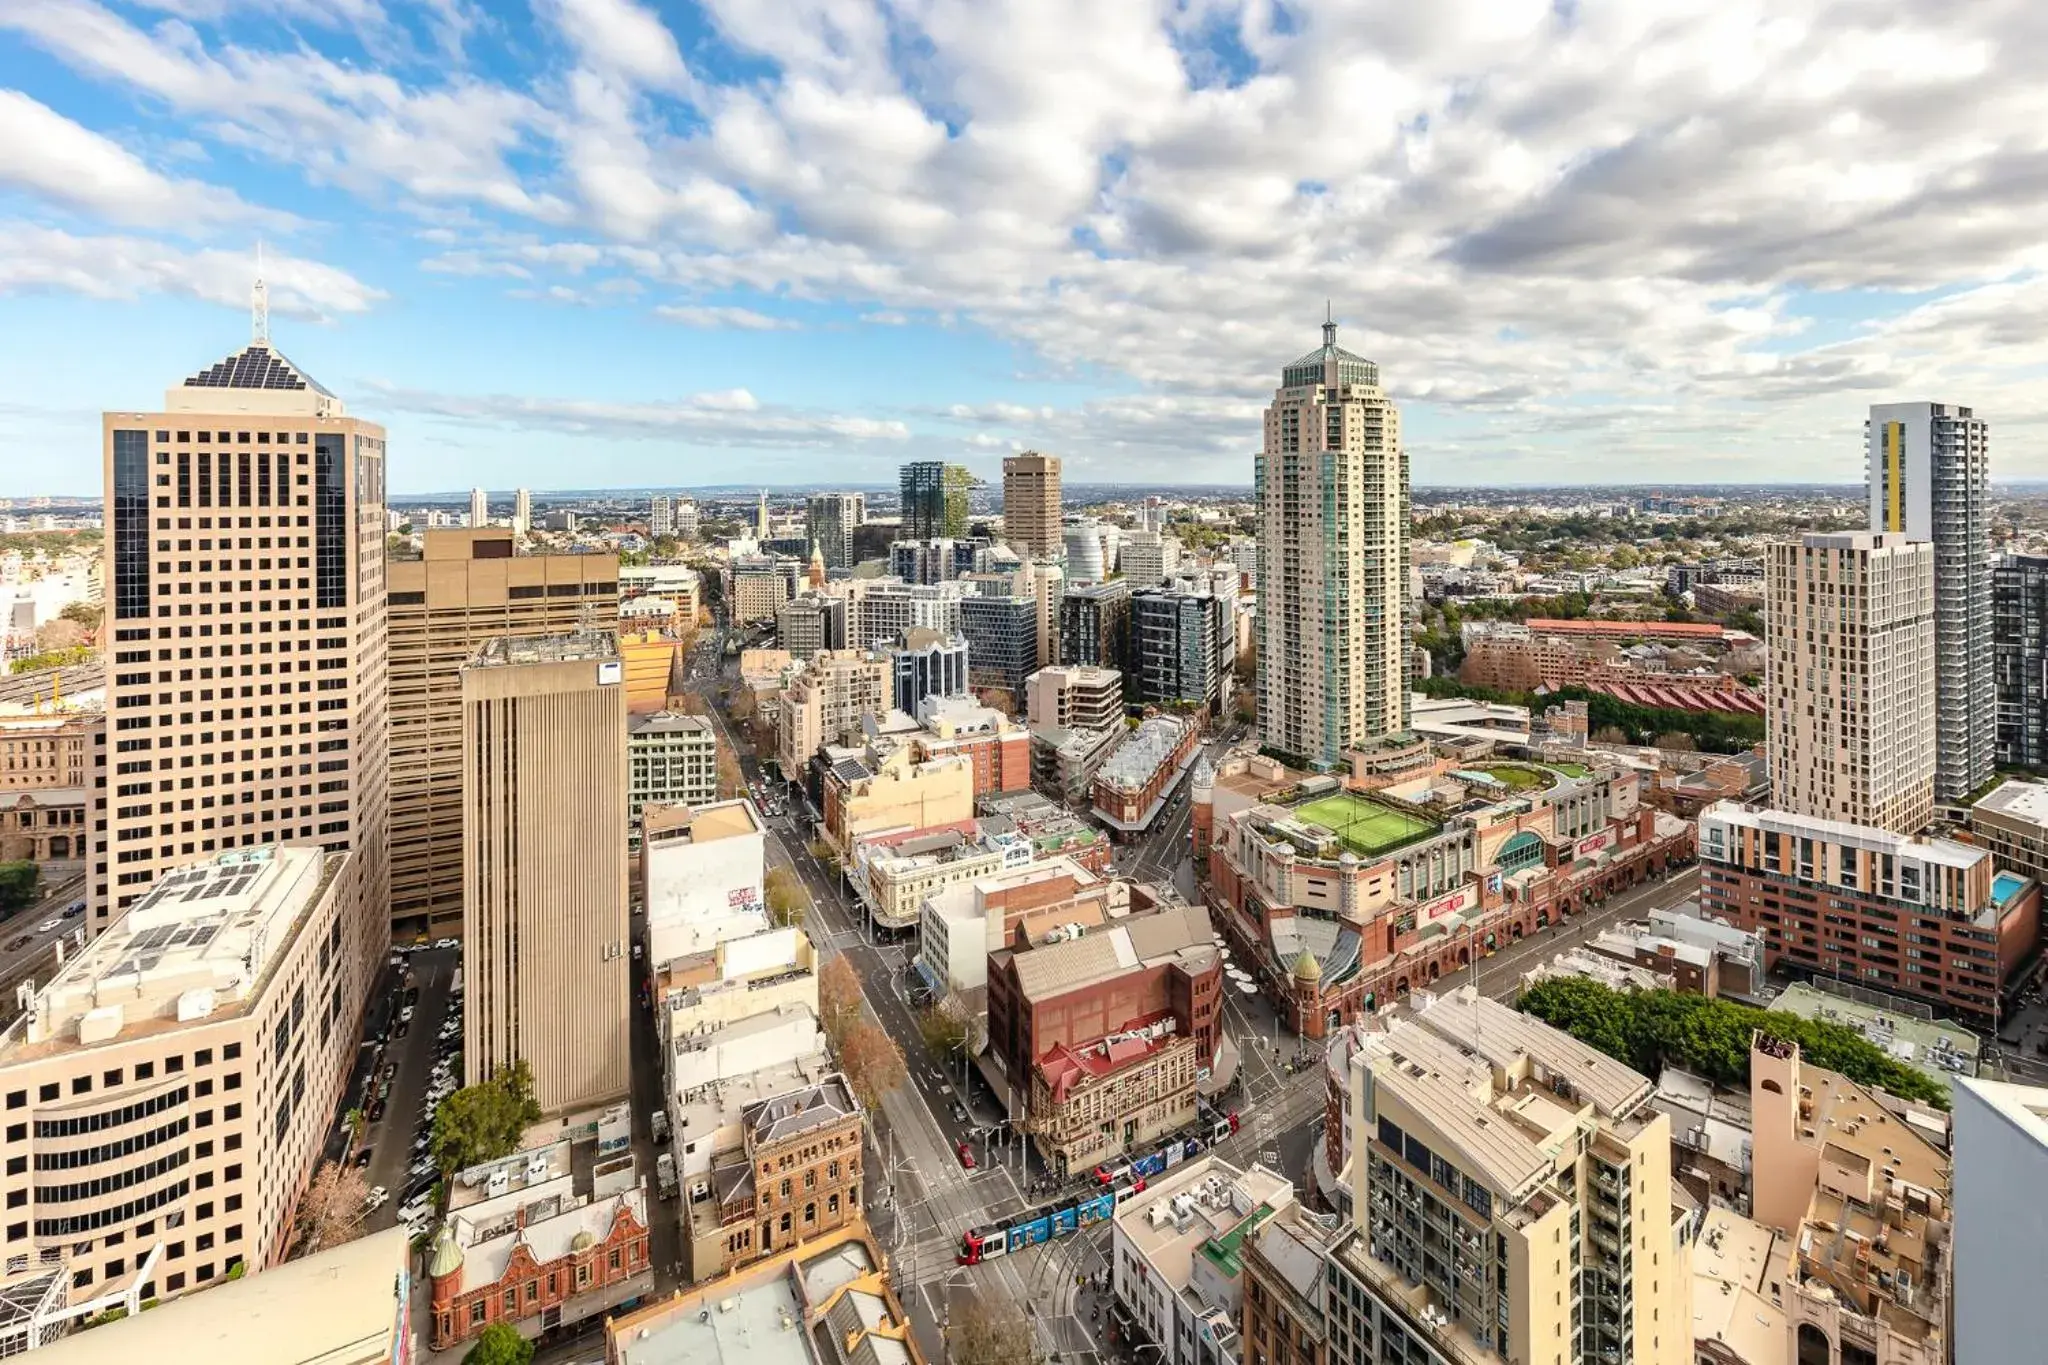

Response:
(2, 1), (2047, 497)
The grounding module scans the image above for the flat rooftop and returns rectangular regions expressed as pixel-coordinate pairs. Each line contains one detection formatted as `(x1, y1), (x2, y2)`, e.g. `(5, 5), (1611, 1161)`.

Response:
(1114, 1158), (1292, 1295)
(7, 845), (339, 1056)
(1770, 983), (1980, 1091)
(646, 799), (763, 846)
(32, 1227), (407, 1365)
(472, 630), (618, 667)
(1974, 778), (2048, 827)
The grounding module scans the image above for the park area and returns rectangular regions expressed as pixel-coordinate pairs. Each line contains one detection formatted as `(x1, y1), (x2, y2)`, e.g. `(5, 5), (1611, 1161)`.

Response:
(1295, 793), (1440, 858)
(1465, 763), (1558, 794)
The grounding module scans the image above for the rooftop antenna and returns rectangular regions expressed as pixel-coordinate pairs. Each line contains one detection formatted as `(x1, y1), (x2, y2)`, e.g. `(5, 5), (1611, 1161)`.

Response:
(252, 241), (271, 347)
(1322, 300), (1336, 348)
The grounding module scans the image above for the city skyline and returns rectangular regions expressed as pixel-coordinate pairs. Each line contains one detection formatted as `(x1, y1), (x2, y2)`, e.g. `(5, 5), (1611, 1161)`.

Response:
(7, 5), (2048, 494)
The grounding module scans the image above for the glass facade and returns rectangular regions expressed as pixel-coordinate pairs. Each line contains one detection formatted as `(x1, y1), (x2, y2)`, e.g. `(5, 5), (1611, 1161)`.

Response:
(315, 436), (346, 608)
(111, 430), (151, 620)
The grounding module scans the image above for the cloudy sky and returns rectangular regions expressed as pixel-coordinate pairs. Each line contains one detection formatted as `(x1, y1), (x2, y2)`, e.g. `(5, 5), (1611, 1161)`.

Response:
(1, 0), (2043, 495)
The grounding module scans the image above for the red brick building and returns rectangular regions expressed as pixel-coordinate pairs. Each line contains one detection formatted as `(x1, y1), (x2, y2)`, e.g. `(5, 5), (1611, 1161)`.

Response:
(1698, 802), (2040, 1023)
(426, 1180), (651, 1351)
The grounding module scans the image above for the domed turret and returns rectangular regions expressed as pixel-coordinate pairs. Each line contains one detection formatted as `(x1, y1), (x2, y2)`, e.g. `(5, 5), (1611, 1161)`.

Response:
(427, 1222), (465, 1294)
(1293, 948), (1322, 984)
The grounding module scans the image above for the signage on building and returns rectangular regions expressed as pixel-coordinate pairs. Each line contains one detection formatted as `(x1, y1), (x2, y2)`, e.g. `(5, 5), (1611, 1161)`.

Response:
(1577, 830), (1615, 858)
(597, 660), (624, 686)
(1421, 887), (1473, 922)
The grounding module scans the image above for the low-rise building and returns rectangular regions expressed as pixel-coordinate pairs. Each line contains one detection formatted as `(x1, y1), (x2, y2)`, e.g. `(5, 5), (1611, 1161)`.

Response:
(915, 856), (1109, 998)
(627, 712), (718, 829)
(678, 1071), (864, 1285)
(640, 801), (768, 966)
(606, 1223), (923, 1365)
(1027, 664), (1125, 732)
(0, 709), (94, 792)
(1110, 1158), (1294, 1365)
(0, 846), (365, 1318)
(1689, 1205), (1788, 1365)
(0, 787), (85, 863)
(1577, 903), (1765, 999)
(987, 902), (1224, 1171)
(1093, 714), (1201, 833)
(818, 744), (975, 856)
(912, 696), (1031, 797)
(1032, 722), (1126, 808)
(22, 1226), (413, 1365)
(979, 789), (1116, 874)
(425, 1138), (652, 1352)
(1749, 1034), (1950, 1365)
(1969, 777), (2048, 885)
(851, 824), (1032, 932)
(1699, 801), (2040, 1023)
(1238, 1201), (1335, 1365)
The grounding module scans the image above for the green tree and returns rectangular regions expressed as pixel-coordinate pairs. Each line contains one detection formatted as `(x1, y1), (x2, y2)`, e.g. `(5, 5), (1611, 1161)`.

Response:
(430, 1061), (544, 1175)
(58, 601), (102, 631)
(764, 866), (810, 928)
(0, 862), (39, 913)
(462, 1322), (535, 1365)
(948, 1294), (1044, 1365)
(918, 998), (971, 1061)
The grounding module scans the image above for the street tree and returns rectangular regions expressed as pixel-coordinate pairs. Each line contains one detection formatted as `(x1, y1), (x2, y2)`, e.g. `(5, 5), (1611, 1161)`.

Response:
(918, 997), (970, 1061)
(764, 865), (811, 928)
(462, 1322), (535, 1365)
(0, 862), (39, 913)
(715, 746), (746, 800)
(837, 1020), (908, 1113)
(292, 1159), (369, 1256)
(818, 955), (864, 1048)
(430, 1060), (543, 1175)
(948, 1294), (1044, 1365)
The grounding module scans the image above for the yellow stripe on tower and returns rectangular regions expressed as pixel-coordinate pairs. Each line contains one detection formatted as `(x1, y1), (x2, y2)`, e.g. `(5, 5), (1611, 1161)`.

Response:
(1884, 421), (1904, 531)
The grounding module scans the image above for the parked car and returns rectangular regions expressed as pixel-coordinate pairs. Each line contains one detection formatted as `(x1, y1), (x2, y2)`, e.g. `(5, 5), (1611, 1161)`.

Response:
(956, 1141), (976, 1171)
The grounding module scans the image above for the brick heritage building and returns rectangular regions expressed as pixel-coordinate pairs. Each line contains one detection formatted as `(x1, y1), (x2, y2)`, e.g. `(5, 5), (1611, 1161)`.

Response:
(1029, 1030), (1198, 1175)
(1699, 801), (2040, 1022)
(684, 1074), (864, 1284)
(426, 1182), (650, 1351)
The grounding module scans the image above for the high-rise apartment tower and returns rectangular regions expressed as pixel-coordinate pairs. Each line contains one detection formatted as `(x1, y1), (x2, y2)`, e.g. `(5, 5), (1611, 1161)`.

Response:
(1766, 531), (1936, 833)
(1001, 452), (1062, 559)
(468, 487), (488, 529)
(1255, 319), (1409, 768)
(901, 461), (971, 540)
(100, 308), (389, 960)
(1992, 552), (2048, 772)
(461, 632), (630, 1114)
(1867, 402), (1993, 804)
(805, 492), (866, 570)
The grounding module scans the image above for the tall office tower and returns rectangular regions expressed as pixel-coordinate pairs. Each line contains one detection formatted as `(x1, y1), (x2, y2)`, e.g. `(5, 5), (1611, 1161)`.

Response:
(387, 528), (619, 932)
(1952, 1077), (2048, 1365)
(672, 497), (699, 541)
(100, 304), (389, 962)
(1868, 402), (1993, 803)
(1132, 585), (1234, 716)
(1001, 451), (1062, 558)
(468, 487), (488, 529)
(889, 538), (960, 586)
(1026, 559), (1063, 675)
(1118, 530), (1179, 589)
(1766, 532), (1936, 833)
(806, 492), (866, 569)
(1060, 579), (1132, 675)
(1992, 552), (2048, 771)
(959, 591), (1040, 702)
(649, 493), (675, 539)
(900, 461), (971, 540)
(1337, 987), (1691, 1365)
(462, 633), (629, 1114)
(756, 489), (769, 539)
(1255, 318), (1409, 768)
(1061, 519), (1108, 583)
(512, 487), (531, 537)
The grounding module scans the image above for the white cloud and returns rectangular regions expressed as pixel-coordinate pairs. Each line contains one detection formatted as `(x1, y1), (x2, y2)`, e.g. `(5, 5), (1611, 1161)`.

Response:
(652, 304), (796, 330)
(365, 382), (908, 446)
(0, 223), (383, 319)
(0, 89), (286, 229)
(540, 0), (692, 92)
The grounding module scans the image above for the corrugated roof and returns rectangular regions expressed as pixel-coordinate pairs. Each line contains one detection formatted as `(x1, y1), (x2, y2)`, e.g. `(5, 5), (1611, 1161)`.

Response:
(1415, 986), (1652, 1119)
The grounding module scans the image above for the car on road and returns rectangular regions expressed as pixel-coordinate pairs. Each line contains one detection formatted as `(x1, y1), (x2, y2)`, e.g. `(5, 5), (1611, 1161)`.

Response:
(397, 1005), (414, 1024)
(62, 901), (83, 918)
(353, 1147), (374, 1168)
(4, 935), (29, 952)
(34, 919), (58, 933)
(956, 1141), (976, 1170)
(433, 938), (459, 950)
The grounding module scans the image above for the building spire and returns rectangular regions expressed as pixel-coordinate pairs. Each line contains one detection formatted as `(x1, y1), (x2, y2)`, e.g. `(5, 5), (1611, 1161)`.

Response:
(1323, 300), (1336, 348)
(252, 240), (270, 347)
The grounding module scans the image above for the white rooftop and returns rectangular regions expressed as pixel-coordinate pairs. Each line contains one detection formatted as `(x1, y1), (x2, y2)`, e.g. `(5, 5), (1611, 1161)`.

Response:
(10, 845), (338, 1053)
(1975, 778), (2048, 827)
(1098, 715), (1193, 790)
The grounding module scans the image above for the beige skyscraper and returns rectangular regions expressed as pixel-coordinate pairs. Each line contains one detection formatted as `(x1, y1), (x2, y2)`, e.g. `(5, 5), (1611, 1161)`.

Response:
(1766, 531), (1936, 833)
(512, 487), (531, 537)
(387, 528), (619, 931)
(468, 486), (488, 529)
(1002, 451), (1062, 559)
(98, 297), (389, 974)
(461, 632), (629, 1114)
(1255, 318), (1409, 768)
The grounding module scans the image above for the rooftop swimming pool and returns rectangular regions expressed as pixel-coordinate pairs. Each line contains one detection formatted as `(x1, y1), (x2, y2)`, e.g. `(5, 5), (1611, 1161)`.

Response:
(1993, 870), (2027, 904)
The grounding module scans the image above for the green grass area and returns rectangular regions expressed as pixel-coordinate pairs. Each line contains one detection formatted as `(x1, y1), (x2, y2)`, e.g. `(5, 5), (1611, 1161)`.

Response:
(1468, 763), (1553, 794)
(1547, 761), (1591, 778)
(1295, 794), (1440, 858)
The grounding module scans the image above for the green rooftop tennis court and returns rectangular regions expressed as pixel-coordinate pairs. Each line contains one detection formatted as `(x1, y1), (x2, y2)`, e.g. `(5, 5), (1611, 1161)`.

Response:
(1294, 793), (1440, 858)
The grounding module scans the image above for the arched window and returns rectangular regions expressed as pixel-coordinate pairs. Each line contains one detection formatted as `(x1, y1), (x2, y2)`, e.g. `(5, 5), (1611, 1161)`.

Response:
(1498, 831), (1546, 875)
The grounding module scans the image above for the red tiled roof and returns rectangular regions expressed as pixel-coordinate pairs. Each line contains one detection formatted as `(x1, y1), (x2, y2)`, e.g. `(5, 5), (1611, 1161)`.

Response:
(1525, 617), (1731, 641)
(1592, 679), (1764, 715)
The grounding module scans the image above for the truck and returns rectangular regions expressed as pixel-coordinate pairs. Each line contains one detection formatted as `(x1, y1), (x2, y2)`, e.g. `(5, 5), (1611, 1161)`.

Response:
(656, 1152), (678, 1201)
(650, 1110), (670, 1145)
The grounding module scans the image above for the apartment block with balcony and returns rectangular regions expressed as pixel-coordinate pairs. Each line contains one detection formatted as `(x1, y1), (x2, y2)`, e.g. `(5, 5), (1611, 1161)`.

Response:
(1239, 1201), (1334, 1365)
(1110, 1157), (1295, 1365)
(0, 845), (362, 1326)
(1765, 533), (1935, 835)
(627, 711), (717, 829)
(1338, 987), (1694, 1365)
(1697, 801), (2039, 1023)
(775, 650), (890, 777)
(1969, 777), (2048, 887)
(1062, 579), (1133, 676)
(1992, 552), (2048, 772)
